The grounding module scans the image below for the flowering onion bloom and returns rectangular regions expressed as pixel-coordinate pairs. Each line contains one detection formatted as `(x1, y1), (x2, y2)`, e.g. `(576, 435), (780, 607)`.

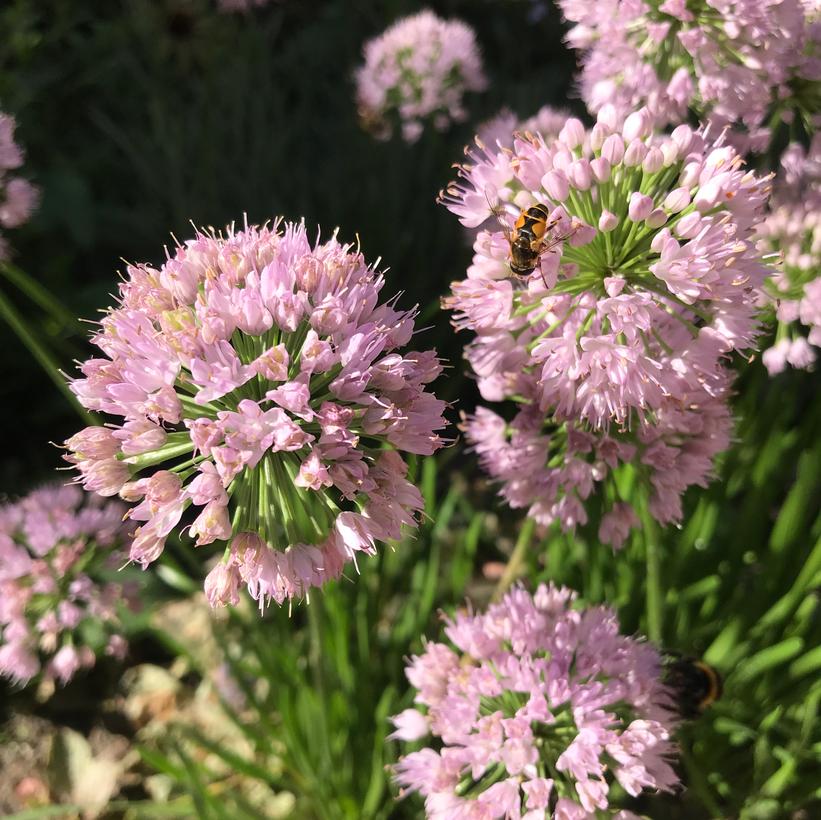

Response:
(64, 220), (447, 608)
(557, 0), (818, 140)
(391, 584), (679, 818)
(440, 105), (771, 542)
(759, 138), (821, 374)
(0, 484), (135, 688)
(0, 112), (39, 261)
(355, 10), (487, 143)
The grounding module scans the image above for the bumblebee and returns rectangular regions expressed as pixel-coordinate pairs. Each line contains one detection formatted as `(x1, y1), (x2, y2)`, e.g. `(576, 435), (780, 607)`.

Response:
(489, 200), (575, 285)
(663, 653), (723, 719)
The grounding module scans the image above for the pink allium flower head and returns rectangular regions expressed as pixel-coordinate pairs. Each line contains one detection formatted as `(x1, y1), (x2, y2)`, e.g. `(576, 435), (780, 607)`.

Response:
(759, 138), (821, 371)
(557, 0), (815, 139)
(64, 220), (447, 609)
(355, 10), (487, 143)
(0, 112), (39, 260)
(440, 107), (770, 541)
(0, 483), (134, 689)
(392, 584), (680, 816)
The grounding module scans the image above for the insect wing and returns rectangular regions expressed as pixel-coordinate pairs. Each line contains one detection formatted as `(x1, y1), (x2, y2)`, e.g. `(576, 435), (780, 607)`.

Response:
(484, 190), (513, 243)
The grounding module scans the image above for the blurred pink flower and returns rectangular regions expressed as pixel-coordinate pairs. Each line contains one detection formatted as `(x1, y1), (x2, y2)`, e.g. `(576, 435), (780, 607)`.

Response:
(0, 484), (133, 688)
(477, 105), (572, 151)
(355, 10), (487, 143)
(0, 112), (38, 260)
(759, 137), (821, 372)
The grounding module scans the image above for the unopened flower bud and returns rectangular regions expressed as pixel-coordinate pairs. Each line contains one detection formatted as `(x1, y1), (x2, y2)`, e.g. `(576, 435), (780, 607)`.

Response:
(624, 139), (648, 167)
(600, 134), (625, 165)
(664, 187), (691, 213)
(542, 170), (569, 201)
(622, 108), (652, 141)
(559, 118), (586, 150)
(645, 209), (668, 228)
(567, 159), (592, 191)
(642, 147), (664, 174)
(628, 192), (654, 222)
(599, 210), (618, 232)
(590, 157), (611, 182)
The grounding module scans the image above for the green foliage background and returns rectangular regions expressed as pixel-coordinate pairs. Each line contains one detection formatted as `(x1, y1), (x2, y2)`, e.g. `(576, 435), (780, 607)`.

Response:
(0, 1), (819, 819)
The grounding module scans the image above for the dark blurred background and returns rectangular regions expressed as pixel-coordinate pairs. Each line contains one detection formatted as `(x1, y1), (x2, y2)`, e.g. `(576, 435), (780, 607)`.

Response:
(0, 0), (578, 492)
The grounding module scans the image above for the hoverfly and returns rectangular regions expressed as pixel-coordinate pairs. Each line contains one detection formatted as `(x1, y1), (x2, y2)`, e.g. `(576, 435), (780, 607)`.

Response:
(663, 652), (723, 719)
(486, 195), (577, 287)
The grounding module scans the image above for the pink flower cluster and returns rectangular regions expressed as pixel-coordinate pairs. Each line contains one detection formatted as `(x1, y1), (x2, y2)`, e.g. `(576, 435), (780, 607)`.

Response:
(392, 584), (679, 818)
(441, 106), (771, 542)
(557, 0), (818, 139)
(0, 484), (134, 688)
(64, 220), (446, 608)
(0, 113), (39, 261)
(760, 138), (821, 374)
(464, 394), (731, 548)
(355, 10), (487, 143)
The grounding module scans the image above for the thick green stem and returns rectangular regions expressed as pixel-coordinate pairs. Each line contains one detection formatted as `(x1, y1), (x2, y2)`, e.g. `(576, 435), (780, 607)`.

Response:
(493, 517), (537, 601)
(123, 438), (194, 469)
(0, 287), (96, 425)
(639, 496), (664, 643)
(679, 744), (725, 818)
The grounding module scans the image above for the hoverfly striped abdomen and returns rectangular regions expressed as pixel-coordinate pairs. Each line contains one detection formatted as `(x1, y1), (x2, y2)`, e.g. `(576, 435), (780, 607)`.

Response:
(508, 203), (553, 277)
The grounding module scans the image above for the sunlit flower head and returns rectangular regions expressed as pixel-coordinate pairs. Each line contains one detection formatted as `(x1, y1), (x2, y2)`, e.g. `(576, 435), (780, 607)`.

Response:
(355, 10), (487, 143)
(441, 106), (770, 427)
(0, 484), (135, 688)
(557, 0), (817, 140)
(392, 584), (679, 817)
(64, 220), (447, 609)
(440, 105), (770, 541)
